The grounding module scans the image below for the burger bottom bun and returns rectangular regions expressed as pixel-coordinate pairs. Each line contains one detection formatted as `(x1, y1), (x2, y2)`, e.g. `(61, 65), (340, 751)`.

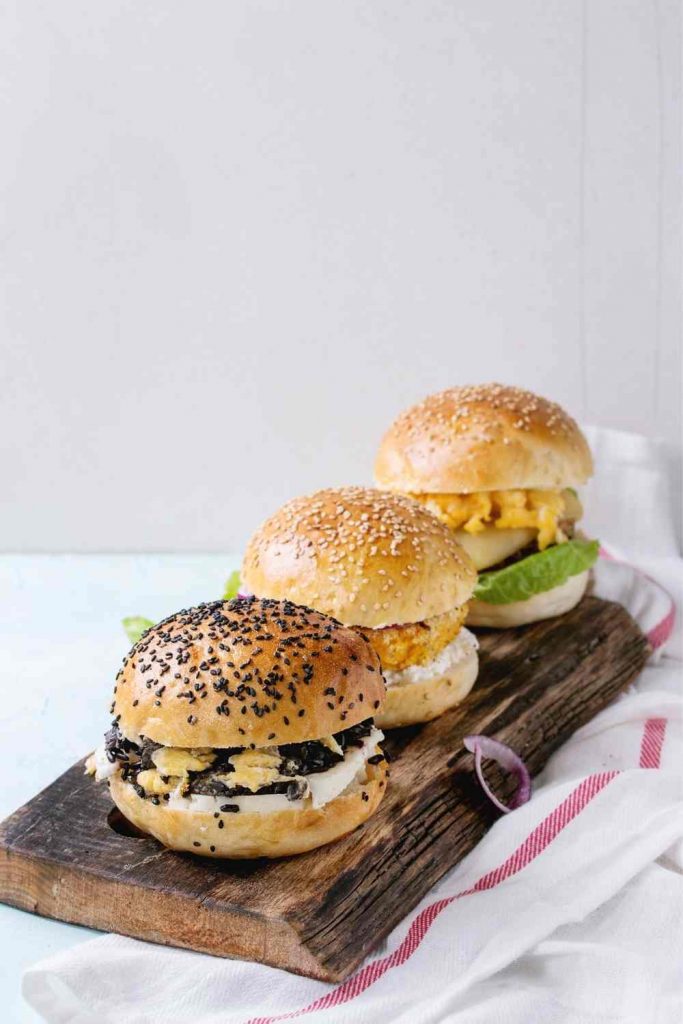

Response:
(375, 648), (479, 730)
(467, 570), (589, 629)
(108, 760), (388, 859)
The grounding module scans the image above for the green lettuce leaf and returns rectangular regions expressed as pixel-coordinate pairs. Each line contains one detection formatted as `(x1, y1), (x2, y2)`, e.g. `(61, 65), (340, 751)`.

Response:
(122, 615), (155, 644)
(223, 570), (241, 600)
(473, 538), (599, 605)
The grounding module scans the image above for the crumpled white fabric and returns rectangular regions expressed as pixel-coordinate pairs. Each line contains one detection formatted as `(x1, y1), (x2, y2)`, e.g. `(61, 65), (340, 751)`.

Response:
(23, 427), (683, 1024)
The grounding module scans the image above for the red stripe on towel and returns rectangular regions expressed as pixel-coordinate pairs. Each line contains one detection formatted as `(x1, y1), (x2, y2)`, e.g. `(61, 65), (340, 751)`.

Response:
(639, 718), (667, 768)
(245, 771), (618, 1024)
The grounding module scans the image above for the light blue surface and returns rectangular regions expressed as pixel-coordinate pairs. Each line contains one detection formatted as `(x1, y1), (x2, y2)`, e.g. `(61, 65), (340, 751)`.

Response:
(1, 555), (240, 1022)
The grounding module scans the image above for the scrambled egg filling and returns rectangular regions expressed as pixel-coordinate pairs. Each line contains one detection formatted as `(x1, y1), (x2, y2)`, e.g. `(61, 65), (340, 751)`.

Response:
(135, 769), (180, 795)
(129, 748), (291, 796)
(412, 489), (578, 551)
(224, 750), (284, 792)
(151, 747), (216, 776)
(123, 747), (217, 797)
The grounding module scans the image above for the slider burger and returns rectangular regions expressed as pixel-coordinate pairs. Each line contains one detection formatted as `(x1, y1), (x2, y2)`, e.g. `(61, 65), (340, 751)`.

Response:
(241, 487), (478, 729)
(375, 383), (599, 627)
(87, 598), (388, 858)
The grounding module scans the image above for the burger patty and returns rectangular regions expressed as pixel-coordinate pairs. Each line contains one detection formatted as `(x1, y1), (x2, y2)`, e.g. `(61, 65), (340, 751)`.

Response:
(363, 604), (468, 672)
(109, 719), (377, 802)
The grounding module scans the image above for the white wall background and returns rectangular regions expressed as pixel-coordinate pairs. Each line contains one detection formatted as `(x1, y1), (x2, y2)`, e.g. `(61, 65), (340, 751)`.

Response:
(1, 0), (680, 552)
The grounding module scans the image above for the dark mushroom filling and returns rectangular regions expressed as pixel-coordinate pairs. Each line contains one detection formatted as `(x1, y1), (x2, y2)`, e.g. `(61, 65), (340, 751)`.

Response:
(104, 718), (379, 803)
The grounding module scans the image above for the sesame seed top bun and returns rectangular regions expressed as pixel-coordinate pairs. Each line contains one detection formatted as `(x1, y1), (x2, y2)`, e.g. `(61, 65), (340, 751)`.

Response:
(112, 598), (385, 748)
(241, 487), (476, 630)
(375, 384), (594, 494)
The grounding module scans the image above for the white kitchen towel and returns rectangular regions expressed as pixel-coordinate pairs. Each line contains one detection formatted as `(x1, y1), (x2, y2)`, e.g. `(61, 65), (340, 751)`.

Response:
(23, 429), (683, 1024)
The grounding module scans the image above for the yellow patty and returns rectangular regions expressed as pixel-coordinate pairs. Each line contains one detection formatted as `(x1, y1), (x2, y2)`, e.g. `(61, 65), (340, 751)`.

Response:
(362, 604), (468, 672)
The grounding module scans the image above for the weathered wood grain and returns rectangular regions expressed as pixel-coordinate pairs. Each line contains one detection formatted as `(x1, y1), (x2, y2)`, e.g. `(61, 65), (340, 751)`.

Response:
(0, 597), (650, 981)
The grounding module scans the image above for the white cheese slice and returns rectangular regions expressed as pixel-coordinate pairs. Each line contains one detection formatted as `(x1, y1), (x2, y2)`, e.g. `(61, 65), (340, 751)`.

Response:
(307, 730), (381, 809)
(170, 791), (303, 814)
(454, 526), (536, 570)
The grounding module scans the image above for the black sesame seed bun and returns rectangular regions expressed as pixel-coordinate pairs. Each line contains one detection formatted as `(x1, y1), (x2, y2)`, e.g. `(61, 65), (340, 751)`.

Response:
(112, 598), (385, 748)
(375, 384), (594, 494)
(241, 487), (476, 629)
(109, 758), (388, 859)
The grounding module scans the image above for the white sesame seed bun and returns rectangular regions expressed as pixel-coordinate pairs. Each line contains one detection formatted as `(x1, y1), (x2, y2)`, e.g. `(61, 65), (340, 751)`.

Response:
(467, 571), (589, 627)
(375, 384), (594, 494)
(375, 646), (479, 729)
(241, 487), (476, 630)
(109, 758), (388, 859)
(113, 599), (386, 748)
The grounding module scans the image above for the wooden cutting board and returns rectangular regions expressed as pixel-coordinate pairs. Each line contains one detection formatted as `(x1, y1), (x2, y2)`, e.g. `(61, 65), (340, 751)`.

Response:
(0, 596), (649, 982)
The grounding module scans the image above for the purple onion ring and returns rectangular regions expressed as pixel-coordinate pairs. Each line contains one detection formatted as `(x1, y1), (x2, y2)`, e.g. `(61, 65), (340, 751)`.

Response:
(463, 735), (532, 813)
